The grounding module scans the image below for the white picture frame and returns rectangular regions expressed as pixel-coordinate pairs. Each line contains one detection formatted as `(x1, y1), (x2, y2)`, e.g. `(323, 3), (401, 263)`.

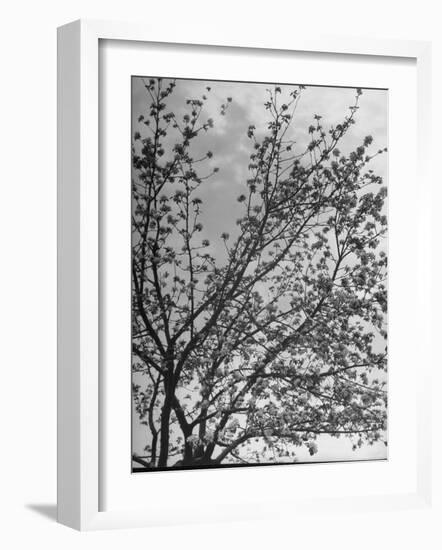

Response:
(57, 19), (433, 531)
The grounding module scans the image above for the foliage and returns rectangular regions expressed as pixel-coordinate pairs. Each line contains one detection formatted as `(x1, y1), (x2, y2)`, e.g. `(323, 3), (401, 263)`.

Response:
(131, 78), (387, 468)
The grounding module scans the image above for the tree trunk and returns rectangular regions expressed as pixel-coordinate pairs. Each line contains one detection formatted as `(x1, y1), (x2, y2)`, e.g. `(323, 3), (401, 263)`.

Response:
(158, 370), (174, 467)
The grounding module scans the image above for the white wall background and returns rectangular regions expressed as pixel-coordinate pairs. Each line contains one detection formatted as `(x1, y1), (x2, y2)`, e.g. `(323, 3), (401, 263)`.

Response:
(0, 1), (440, 548)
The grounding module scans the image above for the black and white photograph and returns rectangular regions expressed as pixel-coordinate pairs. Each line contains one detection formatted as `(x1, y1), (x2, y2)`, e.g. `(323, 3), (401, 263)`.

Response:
(2, 0), (439, 542)
(131, 76), (388, 472)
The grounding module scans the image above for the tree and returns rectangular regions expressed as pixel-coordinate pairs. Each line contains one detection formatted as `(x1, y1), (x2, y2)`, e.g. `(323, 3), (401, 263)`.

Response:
(131, 77), (387, 469)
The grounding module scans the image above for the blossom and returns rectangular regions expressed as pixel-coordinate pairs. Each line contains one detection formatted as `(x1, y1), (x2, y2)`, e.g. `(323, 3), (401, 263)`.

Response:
(186, 435), (200, 449)
(307, 441), (318, 455)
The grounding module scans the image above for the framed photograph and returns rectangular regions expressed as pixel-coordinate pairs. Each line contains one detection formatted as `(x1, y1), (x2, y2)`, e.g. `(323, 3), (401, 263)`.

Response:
(57, 19), (432, 530)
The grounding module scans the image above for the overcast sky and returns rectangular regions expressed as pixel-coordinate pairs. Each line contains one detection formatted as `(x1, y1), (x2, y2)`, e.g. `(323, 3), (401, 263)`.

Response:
(131, 77), (388, 464)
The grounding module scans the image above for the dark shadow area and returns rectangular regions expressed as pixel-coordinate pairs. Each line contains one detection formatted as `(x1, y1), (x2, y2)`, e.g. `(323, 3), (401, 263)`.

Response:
(26, 504), (57, 522)
(132, 457), (387, 473)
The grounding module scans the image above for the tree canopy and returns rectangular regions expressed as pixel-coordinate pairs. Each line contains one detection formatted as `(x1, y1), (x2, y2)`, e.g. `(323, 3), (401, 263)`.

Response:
(131, 78), (388, 469)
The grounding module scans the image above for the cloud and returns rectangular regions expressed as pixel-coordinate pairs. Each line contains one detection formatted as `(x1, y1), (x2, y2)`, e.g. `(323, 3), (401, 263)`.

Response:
(132, 75), (387, 276)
